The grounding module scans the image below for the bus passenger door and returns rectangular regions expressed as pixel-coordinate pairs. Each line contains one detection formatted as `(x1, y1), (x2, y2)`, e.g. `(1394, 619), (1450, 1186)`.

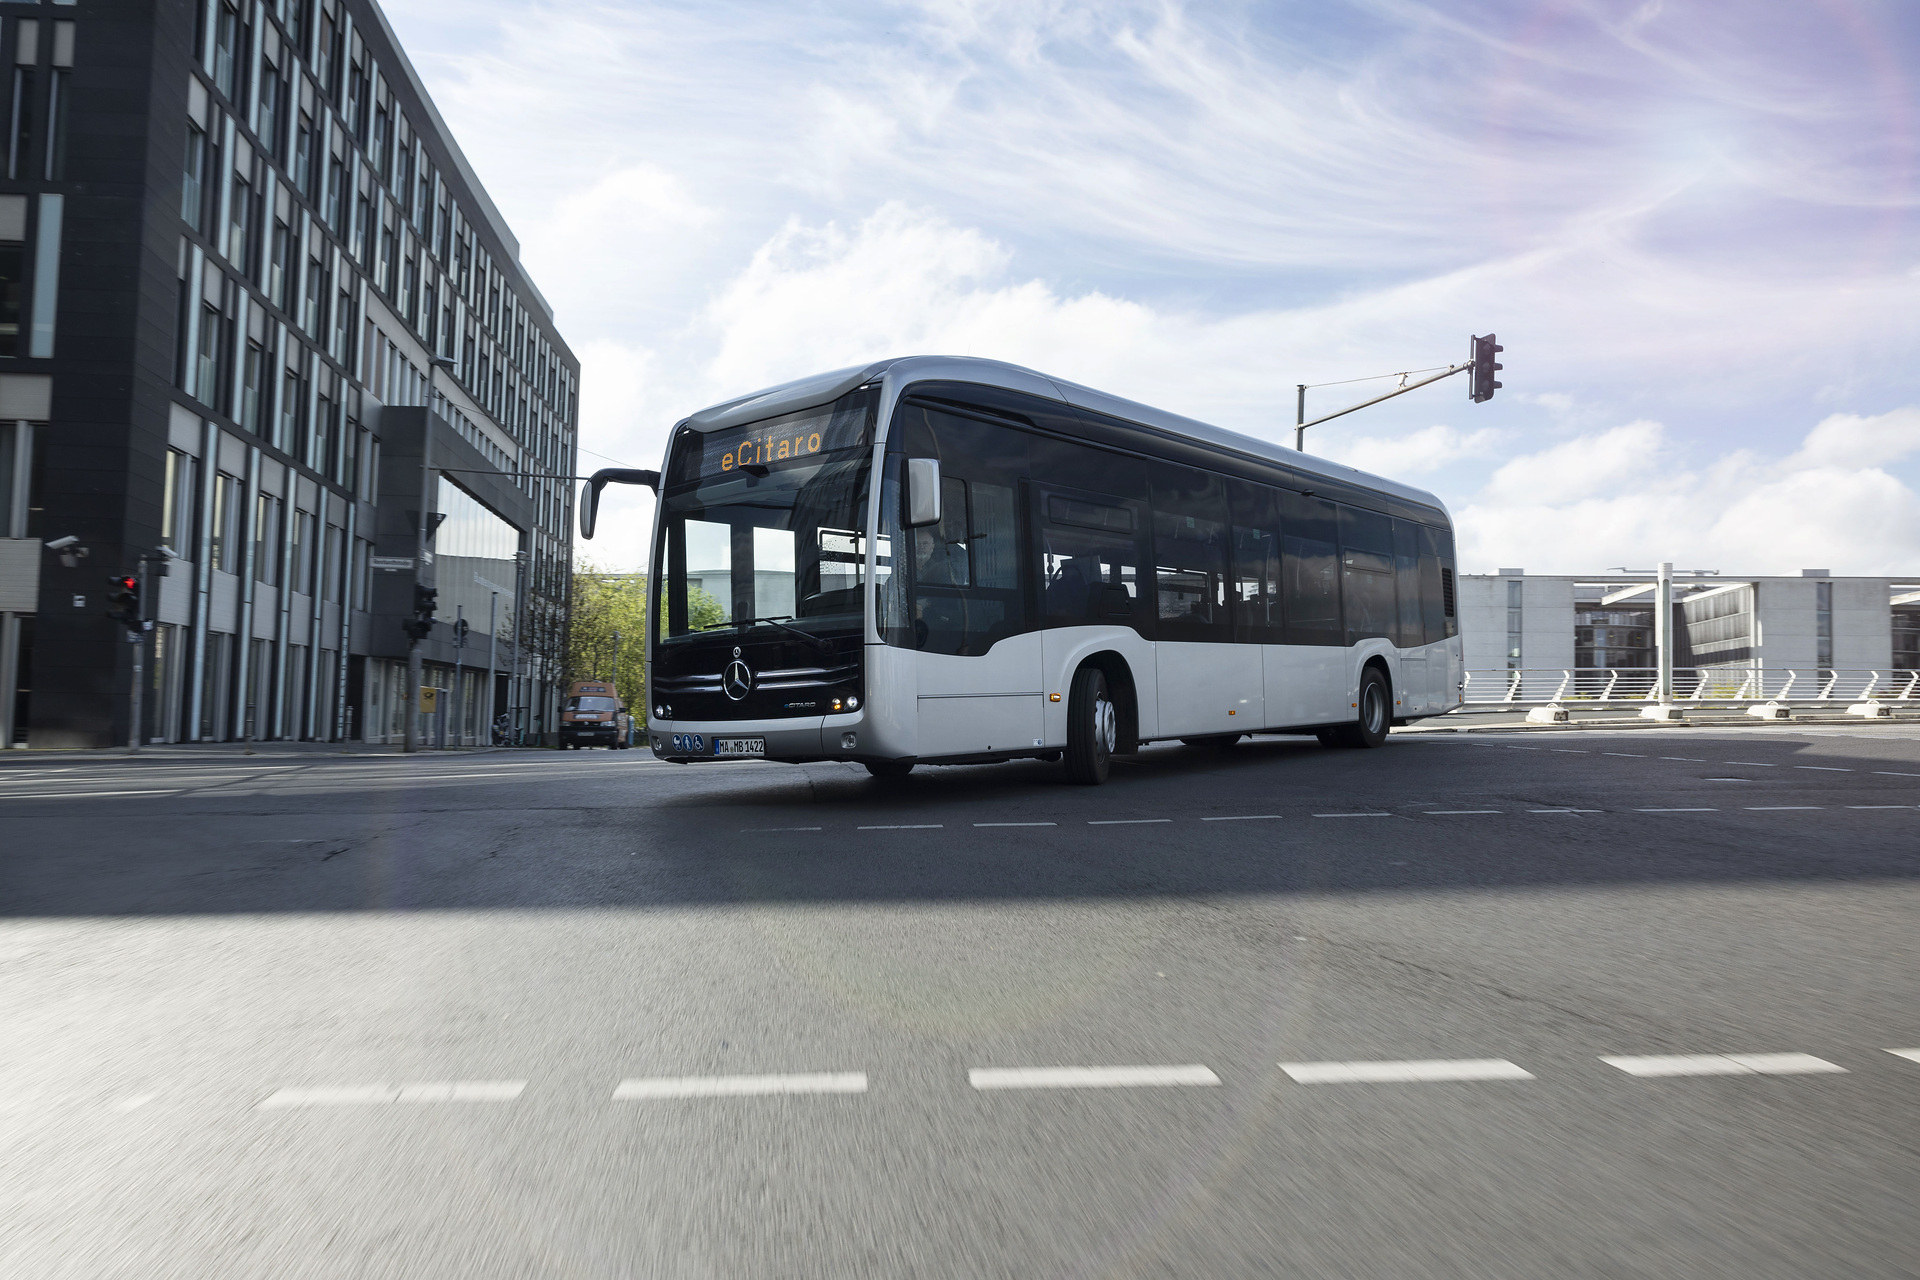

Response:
(1151, 469), (1257, 737)
(1278, 493), (1347, 725)
(1392, 519), (1428, 714)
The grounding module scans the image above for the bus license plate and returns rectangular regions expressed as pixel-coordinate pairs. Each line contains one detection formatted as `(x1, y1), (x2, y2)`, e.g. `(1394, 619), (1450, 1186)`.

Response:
(714, 737), (765, 758)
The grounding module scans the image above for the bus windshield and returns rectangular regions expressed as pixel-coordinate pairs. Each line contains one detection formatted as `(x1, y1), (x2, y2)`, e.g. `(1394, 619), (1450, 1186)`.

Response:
(655, 387), (875, 642)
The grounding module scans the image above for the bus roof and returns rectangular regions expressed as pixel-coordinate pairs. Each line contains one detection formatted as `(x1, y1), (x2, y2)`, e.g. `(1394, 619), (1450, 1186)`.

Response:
(678, 355), (1451, 519)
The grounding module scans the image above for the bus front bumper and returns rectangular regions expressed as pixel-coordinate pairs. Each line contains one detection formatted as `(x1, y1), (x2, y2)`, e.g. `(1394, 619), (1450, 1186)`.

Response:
(647, 713), (867, 764)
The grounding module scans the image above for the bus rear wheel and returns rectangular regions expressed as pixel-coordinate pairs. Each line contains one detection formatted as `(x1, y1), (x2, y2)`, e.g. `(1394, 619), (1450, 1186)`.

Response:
(1320, 667), (1391, 749)
(1065, 666), (1116, 786)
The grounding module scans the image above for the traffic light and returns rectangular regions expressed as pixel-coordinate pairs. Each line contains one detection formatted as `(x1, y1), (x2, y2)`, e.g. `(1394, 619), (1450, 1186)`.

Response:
(105, 574), (142, 629)
(454, 618), (470, 646)
(1471, 333), (1503, 403)
(413, 584), (438, 617)
(401, 616), (433, 641)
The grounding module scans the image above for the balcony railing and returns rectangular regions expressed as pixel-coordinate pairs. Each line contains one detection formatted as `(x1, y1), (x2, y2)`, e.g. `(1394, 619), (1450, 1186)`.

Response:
(1459, 668), (1920, 708)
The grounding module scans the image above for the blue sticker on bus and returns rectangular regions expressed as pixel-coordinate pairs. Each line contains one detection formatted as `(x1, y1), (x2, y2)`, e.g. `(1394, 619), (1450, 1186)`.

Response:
(670, 733), (705, 753)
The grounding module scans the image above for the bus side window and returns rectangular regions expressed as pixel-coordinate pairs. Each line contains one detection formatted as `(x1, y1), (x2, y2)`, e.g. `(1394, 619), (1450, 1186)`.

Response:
(1393, 519), (1423, 648)
(1280, 491), (1341, 646)
(1150, 466), (1230, 642)
(1338, 505), (1396, 645)
(1419, 524), (1448, 645)
(1228, 478), (1282, 643)
(1037, 489), (1142, 626)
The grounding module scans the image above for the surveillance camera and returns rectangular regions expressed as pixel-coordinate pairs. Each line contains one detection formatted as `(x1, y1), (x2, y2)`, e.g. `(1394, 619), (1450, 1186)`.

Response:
(45, 535), (79, 550)
(155, 545), (180, 560)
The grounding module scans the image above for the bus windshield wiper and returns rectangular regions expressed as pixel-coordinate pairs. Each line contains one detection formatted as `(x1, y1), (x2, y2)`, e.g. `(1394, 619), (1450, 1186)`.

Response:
(696, 615), (833, 652)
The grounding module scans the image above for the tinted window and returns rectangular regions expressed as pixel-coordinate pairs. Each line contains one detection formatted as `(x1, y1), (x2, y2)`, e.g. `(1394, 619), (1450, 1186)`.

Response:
(1036, 484), (1147, 631)
(1339, 505), (1396, 643)
(1280, 492), (1341, 646)
(1151, 467), (1229, 642)
(1418, 525), (1447, 644)
(883, 403), (1029, 655)
(1393, 519), (1422, 647)
(1228, 479), (1282, 642)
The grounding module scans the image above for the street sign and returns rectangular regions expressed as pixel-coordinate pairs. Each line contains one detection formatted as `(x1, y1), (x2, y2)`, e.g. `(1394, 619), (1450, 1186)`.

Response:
(371, 556), (414, 571)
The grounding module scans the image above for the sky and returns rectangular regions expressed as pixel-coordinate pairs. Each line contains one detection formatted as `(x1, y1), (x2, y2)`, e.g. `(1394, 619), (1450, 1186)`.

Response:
(381, 0), (1920, 577)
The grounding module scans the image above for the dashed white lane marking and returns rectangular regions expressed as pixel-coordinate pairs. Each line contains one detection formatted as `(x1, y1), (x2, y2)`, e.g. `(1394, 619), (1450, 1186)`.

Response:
(0, 789), (183, 799)
(742, 826), (822, 832)
(1724, 762), (1777, 767)
(1088, 818), (1171, 825)
(1661, 757), (1707, 762)
(1849, 805), (1917, 810)
(1549, 749), (1588, 754)
(613, 1073), (867, 1099)
(856, 824), (942, 830)
(974, 821), (1057, 827)
(1746, 806), (1823, 811)
(1705, 778), (1754, 782)
(1529, 808), (1602, 814)
(1425, 810), (1503, 815)
(1795, 765), (1852, 772)
(969, 1065), (1220, 1091)
(1888, 1049), (1920, 1065)
(1602, 753), (1645, 758)
(1314, 812), (1393, 818)
(1202, 814), (1280, 822)
(259, 1081), (527, 1108)
(1601, 1054), (1846, 1077)
(1280, 1059), (1534, 1084)
(1873, 771), (1920, 777)
(1636, 808), (1718, 812)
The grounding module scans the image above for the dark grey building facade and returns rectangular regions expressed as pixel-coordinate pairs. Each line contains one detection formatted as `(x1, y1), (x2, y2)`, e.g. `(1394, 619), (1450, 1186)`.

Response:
(0, 0), (578, 749)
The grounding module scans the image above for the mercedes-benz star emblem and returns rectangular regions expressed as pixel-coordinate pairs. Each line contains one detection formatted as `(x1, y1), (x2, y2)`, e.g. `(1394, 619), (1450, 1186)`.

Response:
(723, 659), (753, 701)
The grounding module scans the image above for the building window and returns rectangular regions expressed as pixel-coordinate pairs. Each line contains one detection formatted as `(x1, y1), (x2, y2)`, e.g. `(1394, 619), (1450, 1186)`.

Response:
(257, 59), (282, 159)
(254, 492), (282, 585)
(0, 199), (23, 358)
(268, 215), (290, 310)
(293, 108), (314, 197)
(1506, 578), (1523, 669)
(182, 122), (209, 228)
(9, 29), (35, 183)
(228, 173), (254, 271)
(1816, 581), (1833, 672)
(240, 338), (265, 433)
(211, 472), (241, 573)
(160, 448), (199, 557)
(213, 4), (241, 101)
(43, 69), (67, 181)
(291, 508), (314, 595)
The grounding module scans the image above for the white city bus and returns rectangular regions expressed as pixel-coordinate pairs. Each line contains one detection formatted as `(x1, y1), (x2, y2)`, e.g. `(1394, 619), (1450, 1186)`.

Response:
(581, 357), (1461, 785)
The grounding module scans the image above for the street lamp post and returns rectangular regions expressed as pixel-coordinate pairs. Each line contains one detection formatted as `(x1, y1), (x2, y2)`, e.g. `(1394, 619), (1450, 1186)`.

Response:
(406, 356), (461, 754)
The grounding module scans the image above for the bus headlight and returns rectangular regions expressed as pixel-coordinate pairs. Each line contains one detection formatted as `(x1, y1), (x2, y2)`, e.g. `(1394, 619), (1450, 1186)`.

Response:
(845, 694), (859, 710)
(655, 703), (671, 719)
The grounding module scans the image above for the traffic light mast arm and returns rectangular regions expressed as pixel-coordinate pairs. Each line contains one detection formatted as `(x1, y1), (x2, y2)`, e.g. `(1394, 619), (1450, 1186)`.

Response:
(1293, 361), (1472, 451)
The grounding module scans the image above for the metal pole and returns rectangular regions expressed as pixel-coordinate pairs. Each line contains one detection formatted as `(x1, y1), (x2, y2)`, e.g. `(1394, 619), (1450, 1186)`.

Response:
(1656, 560), (1674, 705)
(487, 589), (498, 744)
(1295, 384), (1307, 451)
(453, 604), (464, 746)
(127, 559), (146, 754)
(509, 551), (525, 745)
(405, 393), (434, 753)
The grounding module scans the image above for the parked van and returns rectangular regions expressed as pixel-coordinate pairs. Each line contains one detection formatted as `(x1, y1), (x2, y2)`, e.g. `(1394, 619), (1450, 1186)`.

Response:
(560, 680), (629, 749)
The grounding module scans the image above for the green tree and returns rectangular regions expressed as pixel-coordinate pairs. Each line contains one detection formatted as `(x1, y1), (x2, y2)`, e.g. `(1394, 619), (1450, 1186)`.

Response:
(566, 558), (726, 713)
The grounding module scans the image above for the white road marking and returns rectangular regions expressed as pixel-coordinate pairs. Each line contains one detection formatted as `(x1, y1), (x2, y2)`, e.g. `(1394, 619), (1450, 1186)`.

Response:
(1600, 1054), (1846, 1077)
(1745, 806), (1823, 811)
(1873, 771), (1920, 777)
(1704, 778), (1754, 782)
(1550, 749), (1589, 753)
(1848, 805), (1916, 810)
(1602, 753), (1645, 758)
(259, 1081), (527, 1108)
(1794, 765), (1851, 771)
(857, 824), (942, 830)
(0, 789), (182, 799)
(1887, 1049), (1920, 1065)
(1425, 810), (1503, 815)
(114, 1093), (158, 1112)
(1201, 814), (1280, 822)
(613, 1073), (867, 1099)
(1088, 818), (1171, 825)
(969, 1065), (1220, 1091)
(1724, 762), (1778, 767)
(742, 826), (823, 832)
(974, 822), (1057, 827)
(1635, 808), (1718, 812)
(1504, 746), (1541, 750)
(1280, 1058), (1534, 1084)
(1314, 812), (1393, 818)
(1529, 808), (1602, 814)
(1660, 757), (1707, 762)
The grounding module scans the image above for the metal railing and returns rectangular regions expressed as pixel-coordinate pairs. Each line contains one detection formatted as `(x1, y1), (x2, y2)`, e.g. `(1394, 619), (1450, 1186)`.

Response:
(1459, 668), (1920, 709)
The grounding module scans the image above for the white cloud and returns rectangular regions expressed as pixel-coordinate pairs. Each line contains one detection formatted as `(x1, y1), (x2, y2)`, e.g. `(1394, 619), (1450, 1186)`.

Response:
(1323, 425), (1504, 476)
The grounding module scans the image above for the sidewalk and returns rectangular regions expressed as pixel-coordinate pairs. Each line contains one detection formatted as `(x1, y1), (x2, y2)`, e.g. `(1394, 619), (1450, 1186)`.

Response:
(0, 740), (557, 763)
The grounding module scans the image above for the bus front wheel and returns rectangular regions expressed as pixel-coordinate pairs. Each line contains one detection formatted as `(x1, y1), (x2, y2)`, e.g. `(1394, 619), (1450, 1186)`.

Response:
(865, 760), (914, 779)
(1065, 666), (1116, 785)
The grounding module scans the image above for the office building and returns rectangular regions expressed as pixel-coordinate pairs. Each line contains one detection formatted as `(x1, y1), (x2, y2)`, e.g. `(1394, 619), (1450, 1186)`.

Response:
(0, 0), (578, 749)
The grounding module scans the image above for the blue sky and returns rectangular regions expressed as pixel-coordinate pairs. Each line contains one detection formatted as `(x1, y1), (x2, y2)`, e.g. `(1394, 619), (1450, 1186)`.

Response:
(382, 0), (1920, 575)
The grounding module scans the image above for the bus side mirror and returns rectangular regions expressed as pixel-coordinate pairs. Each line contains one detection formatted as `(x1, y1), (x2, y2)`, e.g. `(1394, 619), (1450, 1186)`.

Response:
(579, 468), (660, 540)
(906, 458), (941, 527)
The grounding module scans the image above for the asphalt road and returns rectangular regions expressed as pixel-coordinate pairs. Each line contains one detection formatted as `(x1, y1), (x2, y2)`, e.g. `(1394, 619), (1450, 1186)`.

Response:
(3, 725), (1918, 1279)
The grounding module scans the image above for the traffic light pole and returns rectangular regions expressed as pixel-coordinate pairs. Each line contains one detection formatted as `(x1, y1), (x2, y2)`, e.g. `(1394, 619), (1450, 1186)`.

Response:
(127, 559), (146, 754)
(405, 411), (434, 754)
(1295, 361), (1472, 452)
(1293, 334), (1502, 453)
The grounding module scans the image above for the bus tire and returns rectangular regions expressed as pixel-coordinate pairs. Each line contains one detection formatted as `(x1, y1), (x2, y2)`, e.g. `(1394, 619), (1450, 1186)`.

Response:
(1319, 667), (1391, 748)
(1065, 666), (1116, 786)
(865, 760), (914, 779)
